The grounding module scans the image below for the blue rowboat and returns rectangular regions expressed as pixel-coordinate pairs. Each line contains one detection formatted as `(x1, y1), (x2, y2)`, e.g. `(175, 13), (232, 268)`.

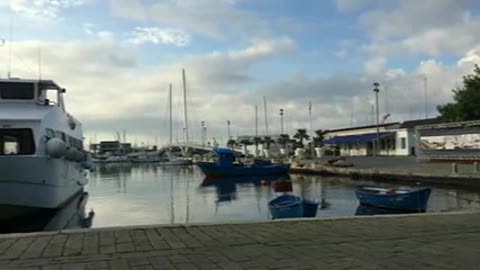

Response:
(196, 147), (290, 178)
(355, 185), (431, 212)
(268, 195), (319, 219)
(268, 195), (302, 219)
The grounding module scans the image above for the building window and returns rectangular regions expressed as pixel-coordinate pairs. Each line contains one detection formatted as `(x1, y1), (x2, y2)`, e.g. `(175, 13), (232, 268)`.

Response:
(401, 138), (406, 149)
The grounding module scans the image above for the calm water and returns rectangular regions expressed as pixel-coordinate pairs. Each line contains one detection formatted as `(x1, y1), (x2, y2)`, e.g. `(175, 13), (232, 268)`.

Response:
(2, 163), (480, 233)
(85, 163), (480, 228)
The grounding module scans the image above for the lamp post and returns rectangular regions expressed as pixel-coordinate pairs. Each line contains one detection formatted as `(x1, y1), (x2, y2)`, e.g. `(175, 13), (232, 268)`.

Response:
(201, 121), (206, 148)
(280, 108), (284, 134)
(227, 120), (231, 140)
(373, 82), (380, 157)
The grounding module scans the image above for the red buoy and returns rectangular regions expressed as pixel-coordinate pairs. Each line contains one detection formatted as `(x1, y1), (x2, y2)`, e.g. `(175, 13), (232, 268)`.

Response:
(260, 180), (268, 186)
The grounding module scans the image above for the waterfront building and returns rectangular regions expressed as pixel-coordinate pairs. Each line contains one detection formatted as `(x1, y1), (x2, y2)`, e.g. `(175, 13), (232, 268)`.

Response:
(90, 140), (132, 155)
(319, 118), (443, 157)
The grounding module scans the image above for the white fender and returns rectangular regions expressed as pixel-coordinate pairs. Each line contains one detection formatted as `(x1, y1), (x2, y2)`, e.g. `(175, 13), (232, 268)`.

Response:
(46, 138), (67, 158)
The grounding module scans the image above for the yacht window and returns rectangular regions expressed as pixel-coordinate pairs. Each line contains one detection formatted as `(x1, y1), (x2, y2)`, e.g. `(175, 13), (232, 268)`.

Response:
(46, 128), (55, 139)
(0, 82), (34, 100)
(0, 129), (36, 155)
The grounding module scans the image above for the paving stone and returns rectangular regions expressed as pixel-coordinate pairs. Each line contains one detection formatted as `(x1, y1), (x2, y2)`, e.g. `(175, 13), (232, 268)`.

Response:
(0, 212), (477, 270)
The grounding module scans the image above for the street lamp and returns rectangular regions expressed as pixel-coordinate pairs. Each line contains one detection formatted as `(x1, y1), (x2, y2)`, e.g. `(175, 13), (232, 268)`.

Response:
(227, 120), (231, 140)
(201, 121), (206, 148)
(373, 82), (380, 157)
(280, 108), (284, 134)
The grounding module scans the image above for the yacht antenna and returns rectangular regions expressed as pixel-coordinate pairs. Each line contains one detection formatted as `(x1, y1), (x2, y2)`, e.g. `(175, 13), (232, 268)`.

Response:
(255, 105), (258, 155)
(38, 45), (42, 80)
(182, 69), (189, 143)
(7, 11), (14, 78)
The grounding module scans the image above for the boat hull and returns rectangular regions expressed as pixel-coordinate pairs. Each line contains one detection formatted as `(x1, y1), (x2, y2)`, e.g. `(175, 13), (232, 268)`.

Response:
(268, 195), (303, 219)
(196, 162), (290, 178)
(0, 156), (87, 220)
(355, 185), (431, 211)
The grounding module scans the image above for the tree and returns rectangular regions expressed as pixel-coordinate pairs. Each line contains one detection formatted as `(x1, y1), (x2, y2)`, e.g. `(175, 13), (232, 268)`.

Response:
(438, 65), (480, 122)
(263, 136), (272, 150)
(313, 129), (325, 146)
(226, 139), (236, 148)
(277, 134), (290, 149)
(293, 129), (310, 148)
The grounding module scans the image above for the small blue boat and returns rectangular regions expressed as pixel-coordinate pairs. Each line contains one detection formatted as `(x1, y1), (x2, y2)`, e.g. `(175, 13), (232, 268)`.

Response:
(268, 195), (302, 219)
(196, 147), (290, 178)
(355, 185), (431, 212)
(268, 195), (319, 219)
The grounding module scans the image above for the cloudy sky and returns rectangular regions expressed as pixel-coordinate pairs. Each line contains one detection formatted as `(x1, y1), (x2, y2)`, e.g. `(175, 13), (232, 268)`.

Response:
(1, 0), (480, 146)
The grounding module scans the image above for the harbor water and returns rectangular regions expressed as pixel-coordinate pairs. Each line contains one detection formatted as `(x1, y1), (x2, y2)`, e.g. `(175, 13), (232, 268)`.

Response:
(2, 163), (480, 233)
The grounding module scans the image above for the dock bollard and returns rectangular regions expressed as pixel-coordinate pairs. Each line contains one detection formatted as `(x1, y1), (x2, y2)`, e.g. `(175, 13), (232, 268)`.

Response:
(474, 162), (479, 173)
(451, 162), (458, 174)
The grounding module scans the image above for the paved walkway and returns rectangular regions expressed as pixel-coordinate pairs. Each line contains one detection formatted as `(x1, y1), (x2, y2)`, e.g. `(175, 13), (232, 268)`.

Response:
(0, 212), (479, 270)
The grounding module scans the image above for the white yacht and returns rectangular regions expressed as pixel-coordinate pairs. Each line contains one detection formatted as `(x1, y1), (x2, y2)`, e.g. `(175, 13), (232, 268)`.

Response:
(0, 78), (92, 220)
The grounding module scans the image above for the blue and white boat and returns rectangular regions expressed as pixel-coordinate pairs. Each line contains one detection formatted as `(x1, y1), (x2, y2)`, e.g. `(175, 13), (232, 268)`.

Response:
(195, 147), (290, 178)
(355, 185), (431, 212)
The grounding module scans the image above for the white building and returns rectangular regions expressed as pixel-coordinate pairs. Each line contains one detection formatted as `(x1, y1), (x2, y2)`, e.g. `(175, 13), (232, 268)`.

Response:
(320, 118), (443, 156)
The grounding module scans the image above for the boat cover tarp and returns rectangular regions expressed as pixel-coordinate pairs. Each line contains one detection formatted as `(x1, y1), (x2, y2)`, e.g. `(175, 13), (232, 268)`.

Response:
(319, 132), (394, 145)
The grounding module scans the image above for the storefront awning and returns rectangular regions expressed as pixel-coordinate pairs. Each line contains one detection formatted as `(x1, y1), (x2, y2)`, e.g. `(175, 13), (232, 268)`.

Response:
(319, 132), (394, 145)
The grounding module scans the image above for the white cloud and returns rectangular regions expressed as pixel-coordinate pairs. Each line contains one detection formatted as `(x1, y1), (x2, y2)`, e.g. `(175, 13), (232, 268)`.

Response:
(356, 0), (480, 57)
(128, 27), (190, 47)
(364, 57), (386, 76)
(9, 0), (86, 20)
(108, 0), (268, 39)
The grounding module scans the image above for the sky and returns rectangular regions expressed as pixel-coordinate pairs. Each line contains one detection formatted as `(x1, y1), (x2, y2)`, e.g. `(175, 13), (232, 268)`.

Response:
(1, 0), (480, 146)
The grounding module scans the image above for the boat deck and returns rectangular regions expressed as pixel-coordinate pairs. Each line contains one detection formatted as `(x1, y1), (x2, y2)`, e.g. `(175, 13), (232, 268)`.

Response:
(0, 211), (479, 269)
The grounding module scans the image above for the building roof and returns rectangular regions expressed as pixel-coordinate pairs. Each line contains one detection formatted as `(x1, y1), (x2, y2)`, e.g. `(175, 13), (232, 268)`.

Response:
(319, 132), (394, 145)
(399, 118), (444, 128)
(322, 122), (400, 134)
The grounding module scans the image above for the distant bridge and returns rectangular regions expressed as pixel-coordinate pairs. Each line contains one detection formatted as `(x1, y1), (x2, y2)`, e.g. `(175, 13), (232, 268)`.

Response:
(158, 143), (242, 157)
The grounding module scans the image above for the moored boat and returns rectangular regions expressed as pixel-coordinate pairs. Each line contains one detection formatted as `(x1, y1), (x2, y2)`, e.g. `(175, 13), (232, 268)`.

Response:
(268, 194), (303, 219)
(195, 147), (290, 178)
(0, 78), (92, 221)
(355, 185), (431, 212)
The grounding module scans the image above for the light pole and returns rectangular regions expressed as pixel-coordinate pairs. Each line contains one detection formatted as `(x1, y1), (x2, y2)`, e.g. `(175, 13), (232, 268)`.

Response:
(373, 82), (380, 157)
(280, 108), (284, 134)
(227, 120), (231, 140)
(201, 121), (206, 148)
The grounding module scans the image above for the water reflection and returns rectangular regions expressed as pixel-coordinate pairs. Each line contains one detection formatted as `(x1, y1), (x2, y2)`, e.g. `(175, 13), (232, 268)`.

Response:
(200, 175), (291, 204)
(83, 164), (480, 228)
(0, 192), (94, 234)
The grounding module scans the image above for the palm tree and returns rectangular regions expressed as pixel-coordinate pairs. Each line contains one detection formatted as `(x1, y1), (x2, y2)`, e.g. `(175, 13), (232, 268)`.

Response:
(239, 139), (252, 154)
(226, 139), (237, 148)
(293, 129), (310, 148)
(313, 129), (325, 147)
(263, 136), (272, 150)
(277, 134), (290, 149)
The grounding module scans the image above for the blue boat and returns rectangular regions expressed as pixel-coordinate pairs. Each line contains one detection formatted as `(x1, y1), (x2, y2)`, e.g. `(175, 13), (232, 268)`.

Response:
(268, 195), (302, 219)
(268, 195), (319, 219)
(355, 185), (431, 212)
(196, 147), (290, 178)
(355, 204), (416, 216)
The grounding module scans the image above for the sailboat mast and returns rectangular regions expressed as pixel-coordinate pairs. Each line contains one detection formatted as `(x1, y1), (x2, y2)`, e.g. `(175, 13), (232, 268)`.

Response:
(182, 69), (189, 143)
(169, 83), (173, 145)
(255, 105), (258, 155)
(263, 96), (269, 136)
